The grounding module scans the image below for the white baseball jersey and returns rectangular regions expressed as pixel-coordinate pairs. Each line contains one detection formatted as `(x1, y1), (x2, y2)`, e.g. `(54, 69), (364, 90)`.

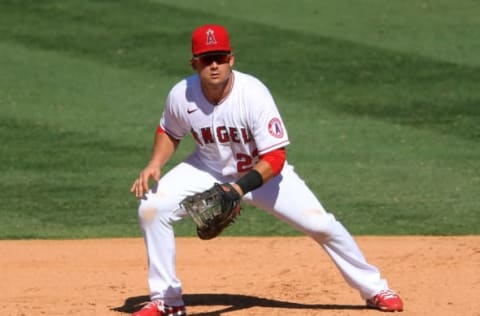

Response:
(160, 70), (290, 176)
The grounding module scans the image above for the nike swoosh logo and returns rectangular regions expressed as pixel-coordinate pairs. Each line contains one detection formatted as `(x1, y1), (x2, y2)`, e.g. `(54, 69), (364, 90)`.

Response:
(187, 108), (198, 114)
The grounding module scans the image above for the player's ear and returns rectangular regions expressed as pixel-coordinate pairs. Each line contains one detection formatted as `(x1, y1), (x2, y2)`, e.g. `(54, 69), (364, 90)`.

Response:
(190, 59), (197, 70)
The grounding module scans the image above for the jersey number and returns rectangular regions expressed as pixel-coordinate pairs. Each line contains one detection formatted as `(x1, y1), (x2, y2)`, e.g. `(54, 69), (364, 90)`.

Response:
(236, 152), (257, 172)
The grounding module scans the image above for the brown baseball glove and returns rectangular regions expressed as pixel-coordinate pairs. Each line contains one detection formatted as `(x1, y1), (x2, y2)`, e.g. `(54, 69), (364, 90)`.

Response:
(179, 183), (241, 240)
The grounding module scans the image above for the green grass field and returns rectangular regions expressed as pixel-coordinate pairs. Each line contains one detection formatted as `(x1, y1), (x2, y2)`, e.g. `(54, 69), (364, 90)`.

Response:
(0, 0), (479, 238)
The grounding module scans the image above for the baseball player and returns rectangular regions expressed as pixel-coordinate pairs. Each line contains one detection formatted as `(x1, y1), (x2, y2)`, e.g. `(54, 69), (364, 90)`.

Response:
(130, 24), (404, 316)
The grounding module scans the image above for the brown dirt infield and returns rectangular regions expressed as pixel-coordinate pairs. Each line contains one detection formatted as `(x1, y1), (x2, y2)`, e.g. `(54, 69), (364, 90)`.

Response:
(1, 236), (479, 316)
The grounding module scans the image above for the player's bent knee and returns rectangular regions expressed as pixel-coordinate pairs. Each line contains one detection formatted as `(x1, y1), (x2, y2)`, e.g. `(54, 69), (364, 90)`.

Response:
(138, 204), (159, 223)
(138, 199), (163, 223)
(298, 211), (336, 237)
(138, 197), (179, 225)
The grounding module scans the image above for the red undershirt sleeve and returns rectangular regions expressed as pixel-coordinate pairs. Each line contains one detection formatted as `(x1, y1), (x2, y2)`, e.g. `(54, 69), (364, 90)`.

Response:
(156, 126), (165, 134)
(259, 147), (286, 176)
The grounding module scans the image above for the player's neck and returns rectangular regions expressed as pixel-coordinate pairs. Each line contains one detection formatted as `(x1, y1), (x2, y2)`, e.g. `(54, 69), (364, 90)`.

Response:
(201, 72), (234, 105)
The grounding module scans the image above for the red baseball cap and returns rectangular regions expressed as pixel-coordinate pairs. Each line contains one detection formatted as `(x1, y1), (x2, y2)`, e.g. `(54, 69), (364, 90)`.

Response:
(191, 24), (232, 56)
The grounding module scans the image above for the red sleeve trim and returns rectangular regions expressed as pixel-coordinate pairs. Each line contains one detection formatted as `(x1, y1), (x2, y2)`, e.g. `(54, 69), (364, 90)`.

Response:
(156, 126), (165, 134)
(260, 147), (286, 176)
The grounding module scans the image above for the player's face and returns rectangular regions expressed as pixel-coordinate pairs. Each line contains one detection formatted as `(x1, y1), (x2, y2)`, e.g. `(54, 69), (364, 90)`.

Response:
(191, 52), (235, 87)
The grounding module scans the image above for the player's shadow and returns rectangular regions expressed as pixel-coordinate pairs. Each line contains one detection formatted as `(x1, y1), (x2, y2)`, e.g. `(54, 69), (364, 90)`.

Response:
(112, 293), (368, 315)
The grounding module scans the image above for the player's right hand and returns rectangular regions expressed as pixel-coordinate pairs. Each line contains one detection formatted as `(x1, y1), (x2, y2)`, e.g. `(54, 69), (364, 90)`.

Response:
(130, 166), (161, 199)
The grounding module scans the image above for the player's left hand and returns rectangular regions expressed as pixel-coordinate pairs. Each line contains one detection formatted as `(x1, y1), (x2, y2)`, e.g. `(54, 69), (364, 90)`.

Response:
(179, 183), (242, 240)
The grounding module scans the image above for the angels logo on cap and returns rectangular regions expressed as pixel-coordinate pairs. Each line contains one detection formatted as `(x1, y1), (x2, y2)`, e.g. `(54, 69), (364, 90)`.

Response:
(206, 28), (217, 45)
(192, 24), (232, 56)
